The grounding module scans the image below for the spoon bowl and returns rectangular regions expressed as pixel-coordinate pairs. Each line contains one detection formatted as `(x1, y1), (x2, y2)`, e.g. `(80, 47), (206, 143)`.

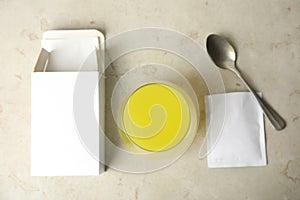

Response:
(206, 34), (236, 70)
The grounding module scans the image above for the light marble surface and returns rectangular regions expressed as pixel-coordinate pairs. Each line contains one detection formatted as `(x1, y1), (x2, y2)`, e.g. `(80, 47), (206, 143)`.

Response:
(0, 0), (300, 199)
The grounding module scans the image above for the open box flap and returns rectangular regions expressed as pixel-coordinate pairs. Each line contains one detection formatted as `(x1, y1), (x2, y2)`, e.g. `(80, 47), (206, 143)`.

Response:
(34, 29), (105, 73)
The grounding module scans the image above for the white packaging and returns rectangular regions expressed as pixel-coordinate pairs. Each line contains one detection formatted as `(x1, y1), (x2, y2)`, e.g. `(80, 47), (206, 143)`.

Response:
(31, 30), (105, 176)
(206, 92), (267, 168)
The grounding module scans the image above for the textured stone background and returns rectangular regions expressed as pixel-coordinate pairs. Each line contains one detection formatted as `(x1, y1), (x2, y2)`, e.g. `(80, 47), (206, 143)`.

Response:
(0, 0), (299, 199)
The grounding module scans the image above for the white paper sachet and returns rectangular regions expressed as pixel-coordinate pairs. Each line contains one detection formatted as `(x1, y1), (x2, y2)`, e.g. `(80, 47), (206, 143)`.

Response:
(205, 92), (267, 168)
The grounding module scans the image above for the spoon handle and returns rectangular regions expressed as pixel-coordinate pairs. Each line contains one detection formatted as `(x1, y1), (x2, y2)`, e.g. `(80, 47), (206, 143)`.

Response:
(231, 68), (286, 130)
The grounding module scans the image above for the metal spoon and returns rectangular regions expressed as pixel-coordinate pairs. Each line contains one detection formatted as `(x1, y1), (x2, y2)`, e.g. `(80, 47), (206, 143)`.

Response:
(206, 34), (286, 130)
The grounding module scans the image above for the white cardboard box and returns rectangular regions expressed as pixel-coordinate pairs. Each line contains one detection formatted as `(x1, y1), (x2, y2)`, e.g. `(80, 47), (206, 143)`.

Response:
(31, 30), (105, 176)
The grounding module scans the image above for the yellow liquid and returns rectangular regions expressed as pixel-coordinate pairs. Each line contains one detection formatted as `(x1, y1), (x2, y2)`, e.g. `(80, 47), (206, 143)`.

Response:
(121, 83), (190, 152)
